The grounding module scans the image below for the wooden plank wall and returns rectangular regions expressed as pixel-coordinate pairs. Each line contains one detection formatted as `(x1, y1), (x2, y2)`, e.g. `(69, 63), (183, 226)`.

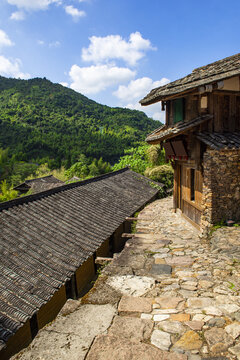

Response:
(166, 91), (240, 131)
(209, 93), (240, 132)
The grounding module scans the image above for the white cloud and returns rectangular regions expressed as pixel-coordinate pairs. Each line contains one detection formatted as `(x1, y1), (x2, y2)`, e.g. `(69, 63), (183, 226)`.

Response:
(7, 0), (61, 11)
(0, 55), (30, 79)
(82, 32), (155, 66)
(69, 64), (135, 94)
(59, 81), (68, 87)
(37, 40), (45, 45)
(10, 10), (25, 20)
(125, 101), (165, 122)
(0, 30), (14, 49)
(113, 77), (169, 121)
(65, 5), (86, 20)
(113, 77), (169, 102)
(49, 40), (61, 48)
(152, 111), (165, 122)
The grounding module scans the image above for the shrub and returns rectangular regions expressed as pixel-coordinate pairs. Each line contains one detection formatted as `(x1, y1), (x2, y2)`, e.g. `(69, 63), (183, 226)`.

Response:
(144, 164), (174, 189)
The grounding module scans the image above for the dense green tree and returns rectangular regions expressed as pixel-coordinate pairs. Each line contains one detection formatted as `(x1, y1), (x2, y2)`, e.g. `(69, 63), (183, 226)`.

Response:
(65, 156), (111, 180)
(0, 76), (160, 167)
(0, 180), (18, 202)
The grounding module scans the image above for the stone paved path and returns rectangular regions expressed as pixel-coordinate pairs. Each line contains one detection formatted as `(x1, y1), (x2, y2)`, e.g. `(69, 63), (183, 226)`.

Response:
(14, 197), (240, 360)
(85, 197), (240, 360)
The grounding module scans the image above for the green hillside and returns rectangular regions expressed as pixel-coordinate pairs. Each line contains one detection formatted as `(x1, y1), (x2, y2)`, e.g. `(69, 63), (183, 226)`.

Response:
(0, 76), (159, 167)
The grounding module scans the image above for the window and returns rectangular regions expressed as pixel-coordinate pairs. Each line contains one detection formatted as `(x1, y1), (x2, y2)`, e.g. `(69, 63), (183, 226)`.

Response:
(190, 169), (195, 201)
(173, 98), (184, 124)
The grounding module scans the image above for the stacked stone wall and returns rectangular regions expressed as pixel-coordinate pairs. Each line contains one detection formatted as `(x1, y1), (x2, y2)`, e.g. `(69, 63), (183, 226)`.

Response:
(201, 148), (240, 235)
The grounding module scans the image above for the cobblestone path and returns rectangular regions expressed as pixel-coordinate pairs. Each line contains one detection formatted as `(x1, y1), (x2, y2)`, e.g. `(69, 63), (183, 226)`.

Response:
(86, 197), (240, 360)
(14, 197), (240, 360)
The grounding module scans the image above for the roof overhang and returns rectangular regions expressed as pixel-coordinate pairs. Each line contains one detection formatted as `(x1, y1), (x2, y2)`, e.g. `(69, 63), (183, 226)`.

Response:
(140, 52), (240, 106)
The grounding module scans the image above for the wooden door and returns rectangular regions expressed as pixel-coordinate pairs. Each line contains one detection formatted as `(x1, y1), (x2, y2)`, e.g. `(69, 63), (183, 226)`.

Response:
(173, 164), (181, 210)
(181, 165), (203, 225)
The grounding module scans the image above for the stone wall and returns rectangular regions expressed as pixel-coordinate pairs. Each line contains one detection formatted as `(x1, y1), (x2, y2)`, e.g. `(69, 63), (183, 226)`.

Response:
(201, 148), (240, 235)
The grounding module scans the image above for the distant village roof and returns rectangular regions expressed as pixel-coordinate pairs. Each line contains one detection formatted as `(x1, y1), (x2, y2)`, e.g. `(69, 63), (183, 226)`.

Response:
(146, 115), (213, 143)
(140, 53), (240, 105)
(13, 175), (64, 194)
(0, 168), (159, 349)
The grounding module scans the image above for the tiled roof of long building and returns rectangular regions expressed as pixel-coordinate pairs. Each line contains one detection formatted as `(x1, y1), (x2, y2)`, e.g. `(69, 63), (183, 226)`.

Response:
(140, 52), (240, 105)
(0, 168), (159, 349)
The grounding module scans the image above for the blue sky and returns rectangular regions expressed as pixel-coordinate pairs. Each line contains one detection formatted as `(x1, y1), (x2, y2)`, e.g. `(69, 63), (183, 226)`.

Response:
(0, 0), (240, 121)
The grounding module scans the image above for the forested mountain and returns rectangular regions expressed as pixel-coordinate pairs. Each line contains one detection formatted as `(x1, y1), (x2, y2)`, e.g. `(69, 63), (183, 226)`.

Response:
(0, 76), (159, 168)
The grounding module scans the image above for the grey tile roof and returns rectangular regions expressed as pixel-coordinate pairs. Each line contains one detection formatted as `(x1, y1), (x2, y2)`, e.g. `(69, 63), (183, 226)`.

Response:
(140, 53), (240, 105)
(196, 132), (240, 150)
(146, 115), (213, 143)
(0, 168), (159, 347)
(14, 175), (64, 193)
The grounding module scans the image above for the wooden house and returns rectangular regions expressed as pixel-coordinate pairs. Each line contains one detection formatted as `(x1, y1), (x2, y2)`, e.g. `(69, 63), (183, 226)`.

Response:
(0, 168), (159, 359)
(140, 53), (240, 233)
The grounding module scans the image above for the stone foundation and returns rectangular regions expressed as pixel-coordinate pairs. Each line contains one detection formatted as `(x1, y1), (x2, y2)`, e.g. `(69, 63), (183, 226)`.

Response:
(201, 148), (240, 235)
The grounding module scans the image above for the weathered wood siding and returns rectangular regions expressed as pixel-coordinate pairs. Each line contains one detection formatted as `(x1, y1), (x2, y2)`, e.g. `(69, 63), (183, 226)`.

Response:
(207, 92), (240, 132)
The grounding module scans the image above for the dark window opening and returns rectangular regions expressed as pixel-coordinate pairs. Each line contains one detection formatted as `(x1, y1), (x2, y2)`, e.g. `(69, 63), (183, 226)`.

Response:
(190, 169), (195, 201)
(173, 98), (185, 124)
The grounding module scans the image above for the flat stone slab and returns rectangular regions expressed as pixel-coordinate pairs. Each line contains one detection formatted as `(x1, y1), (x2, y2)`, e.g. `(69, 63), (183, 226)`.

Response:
(155, 296), (184, 309)
(13, 304), (116, 360)
(106, 275), (155, 296)
(151, 329), (171, 351)
(159, 321), (185, 334)
(204, 327), (234, 352)
(202, 357), (228, 360)
(150, 264), (172, 275)
(114, 253), (146, 270)
(108, 316), (153, 341)
(153, 314), (170, 322)
(185, 321), (204, 331)
(229, 343), (240, 357)
(166, 256), (194, 267)
(82, 275), (122, 305)
(225, 322), (240, 339)
(170, 313), (190, 322)
(156, 240), (171, 245)
(59, 299), (81, 316)
(118, 296), (152, 314)
(186, 297), (214, 309)
(173, 330), (202, 350)
(86, 334), (187, 360)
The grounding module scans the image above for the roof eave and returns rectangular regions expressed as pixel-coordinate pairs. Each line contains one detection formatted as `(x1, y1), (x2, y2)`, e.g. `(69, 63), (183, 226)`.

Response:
(145, 115), (213, 143)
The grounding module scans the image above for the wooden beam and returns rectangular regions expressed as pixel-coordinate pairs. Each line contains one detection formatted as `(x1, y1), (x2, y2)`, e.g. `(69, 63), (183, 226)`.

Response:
(121, 233), (134, 238)
(213, 89), (240, 95)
